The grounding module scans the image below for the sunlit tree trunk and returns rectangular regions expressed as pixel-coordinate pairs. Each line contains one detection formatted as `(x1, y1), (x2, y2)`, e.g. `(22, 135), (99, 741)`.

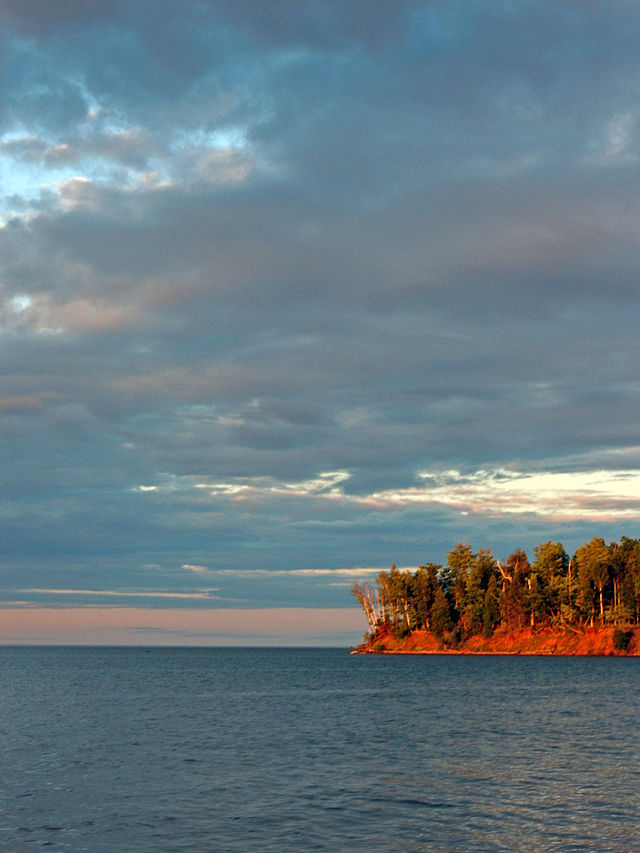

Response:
(527, 576), (535, 627)
(351, 583), (377, 631)
(599, 580), (604, 623)
(403, 599), (411, 629)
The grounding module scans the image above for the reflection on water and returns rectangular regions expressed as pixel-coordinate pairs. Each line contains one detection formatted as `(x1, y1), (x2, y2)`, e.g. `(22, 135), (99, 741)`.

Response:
(0, 648), (638, 851)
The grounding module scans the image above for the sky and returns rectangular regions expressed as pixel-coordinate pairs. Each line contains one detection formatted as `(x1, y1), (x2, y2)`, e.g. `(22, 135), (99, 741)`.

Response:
(1, 0), (640, 645)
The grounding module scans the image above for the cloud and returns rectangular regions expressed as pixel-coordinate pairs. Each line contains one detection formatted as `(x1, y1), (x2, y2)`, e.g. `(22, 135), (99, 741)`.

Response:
(371, 468), (640, 522)
(1, 290), (133, 334)
(602, 111), (638, 162)
(2, 2), (640, 631)
(194, 470), (349, 499)
(133, 463), (640, 524)
(19, 588), (219, 600)
(213, 567), (384, 577)
(0, 392), (55, 412)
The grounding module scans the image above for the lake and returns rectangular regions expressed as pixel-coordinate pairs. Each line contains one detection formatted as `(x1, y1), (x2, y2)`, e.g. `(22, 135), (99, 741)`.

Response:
(1, 647), (638, 851)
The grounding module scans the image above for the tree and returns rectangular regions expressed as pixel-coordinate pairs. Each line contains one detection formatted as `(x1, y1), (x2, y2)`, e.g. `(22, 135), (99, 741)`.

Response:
(608, 541), (626, 623)
(526, 573), (546, 627)
(445, 543), (476, 623)
(411, 563), (440, 630)
(350, 533), (639, 646)
(388, 565), (414, 633)
(532, 541), (569, 622)
(463, 548), (496, 635)
(431, 585), (453, 637)
(498, 550), (530, 630)
(617, 537), (640, 623)
(482, 574), (500, 637)
(351, 582), (379, 633)
(575, 537), (610, 625)
(375, 569), (392, 625)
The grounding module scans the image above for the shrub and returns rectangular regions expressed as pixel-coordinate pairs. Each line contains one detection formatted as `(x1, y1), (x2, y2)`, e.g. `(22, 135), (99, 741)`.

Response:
(613, 627), (632, 651)
(394, 622), (412, 639)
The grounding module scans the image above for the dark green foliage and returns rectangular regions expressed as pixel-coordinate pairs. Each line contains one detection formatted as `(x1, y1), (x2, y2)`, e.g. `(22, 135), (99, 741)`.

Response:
(446, 543), (476, 619)
(394, 622), (412, 639)
(482, 575), (500, 637)
(464, 549), (496, 634)
(439, 625), (464, 650)
(532, 541), (569, 622)
(411, 564), (440, 630)
(617, 538), (640, 623)
(431, 585), (453, 637)
(613, 628), (632, 651)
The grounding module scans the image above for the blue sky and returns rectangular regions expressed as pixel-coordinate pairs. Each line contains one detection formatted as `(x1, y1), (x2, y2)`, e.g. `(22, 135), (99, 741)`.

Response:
(1, 1), (640, 644)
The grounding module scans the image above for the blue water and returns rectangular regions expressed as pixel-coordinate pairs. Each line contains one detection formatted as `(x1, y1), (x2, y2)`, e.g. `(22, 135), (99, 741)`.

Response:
(1, 648), (639, 851)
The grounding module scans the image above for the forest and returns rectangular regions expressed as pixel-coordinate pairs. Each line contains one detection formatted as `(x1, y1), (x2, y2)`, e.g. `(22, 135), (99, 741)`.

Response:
(351, 536), (640, 649)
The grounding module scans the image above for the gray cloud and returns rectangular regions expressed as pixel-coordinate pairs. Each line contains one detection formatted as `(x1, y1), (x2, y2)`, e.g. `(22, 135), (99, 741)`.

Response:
(2, 2), (640, 618)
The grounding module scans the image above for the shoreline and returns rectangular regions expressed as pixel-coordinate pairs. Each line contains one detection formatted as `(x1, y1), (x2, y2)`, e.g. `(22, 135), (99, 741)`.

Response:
(352, 625), (640, 656)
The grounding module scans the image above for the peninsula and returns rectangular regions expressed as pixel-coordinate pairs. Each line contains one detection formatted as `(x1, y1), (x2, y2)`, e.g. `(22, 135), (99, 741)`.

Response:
(351, 537), (640, 655)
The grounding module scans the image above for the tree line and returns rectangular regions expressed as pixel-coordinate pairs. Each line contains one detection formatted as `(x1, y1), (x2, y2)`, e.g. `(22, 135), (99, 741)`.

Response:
(351, 536), (640, 645)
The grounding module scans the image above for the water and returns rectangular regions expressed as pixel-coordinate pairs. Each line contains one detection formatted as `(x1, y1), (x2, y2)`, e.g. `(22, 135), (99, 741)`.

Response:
(1, 647), (639, 852)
